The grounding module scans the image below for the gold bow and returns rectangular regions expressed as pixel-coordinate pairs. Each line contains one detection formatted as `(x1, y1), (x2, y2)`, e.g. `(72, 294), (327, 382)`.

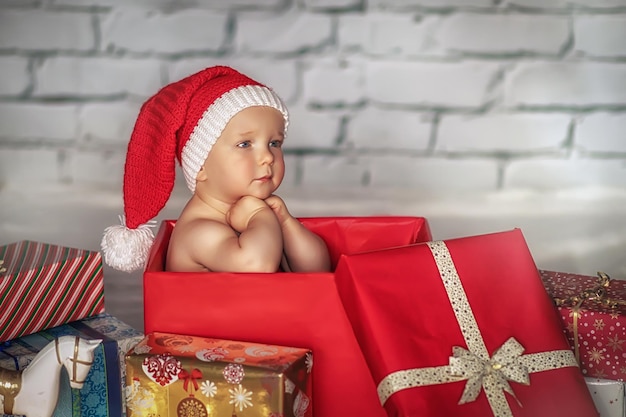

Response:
(551, 271), (622, 364)
(553, 272), (623, 310)
(450, 337), (529, 406)
(377, 241), (579, 417)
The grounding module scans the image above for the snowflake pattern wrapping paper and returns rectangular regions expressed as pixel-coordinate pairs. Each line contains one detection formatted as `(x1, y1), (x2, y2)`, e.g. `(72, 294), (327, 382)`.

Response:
(540, 270), (626, 381)
(334, 229), (598, 417)
(125, 332), (312, 417)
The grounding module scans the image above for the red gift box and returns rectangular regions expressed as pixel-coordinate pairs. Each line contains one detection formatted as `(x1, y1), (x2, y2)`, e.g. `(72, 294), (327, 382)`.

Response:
(143, 216), (432, 417)
(0, 240), (105, 342)
(540, 270), (626, 381)
(334, 229), (598, 417)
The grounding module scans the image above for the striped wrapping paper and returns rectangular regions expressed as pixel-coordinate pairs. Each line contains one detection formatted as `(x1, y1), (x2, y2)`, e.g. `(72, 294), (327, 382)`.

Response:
(0, 240), (105, 342)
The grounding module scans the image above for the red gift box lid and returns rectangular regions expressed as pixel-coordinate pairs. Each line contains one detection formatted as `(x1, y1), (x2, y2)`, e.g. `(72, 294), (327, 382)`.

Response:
(335, 229), (598, 417)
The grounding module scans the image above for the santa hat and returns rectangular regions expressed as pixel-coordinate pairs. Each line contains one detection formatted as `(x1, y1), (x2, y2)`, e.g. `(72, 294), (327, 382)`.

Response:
(101, 66), (289, 272)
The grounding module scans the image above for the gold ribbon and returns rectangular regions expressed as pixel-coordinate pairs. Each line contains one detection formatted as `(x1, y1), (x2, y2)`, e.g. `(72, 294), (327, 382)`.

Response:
(0, 367), (22, 414)
(552, 271), (622, 365)
(377, 241), (578, 417)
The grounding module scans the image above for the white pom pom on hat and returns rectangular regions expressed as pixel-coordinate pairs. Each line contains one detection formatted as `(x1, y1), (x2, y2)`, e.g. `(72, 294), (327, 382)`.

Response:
(101, 66), (289, 272)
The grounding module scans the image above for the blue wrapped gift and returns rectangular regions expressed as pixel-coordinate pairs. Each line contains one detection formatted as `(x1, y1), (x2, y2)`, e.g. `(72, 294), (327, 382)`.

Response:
(0, 313), (143, 417)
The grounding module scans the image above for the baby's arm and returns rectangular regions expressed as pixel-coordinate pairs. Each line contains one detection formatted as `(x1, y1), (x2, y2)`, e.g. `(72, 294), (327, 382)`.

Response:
(224, 196), (284, 272)
(265, 195), (332, 272)
(176, 196), (283, 272)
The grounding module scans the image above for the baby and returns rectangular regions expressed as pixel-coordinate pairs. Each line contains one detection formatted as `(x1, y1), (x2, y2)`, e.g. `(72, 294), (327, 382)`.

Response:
(101, 66), (331, 274)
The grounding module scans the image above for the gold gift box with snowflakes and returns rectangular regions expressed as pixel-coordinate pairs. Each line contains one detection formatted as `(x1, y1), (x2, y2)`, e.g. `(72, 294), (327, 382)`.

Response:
(540, 270), (626, 381)
(125, 332), (312, 417)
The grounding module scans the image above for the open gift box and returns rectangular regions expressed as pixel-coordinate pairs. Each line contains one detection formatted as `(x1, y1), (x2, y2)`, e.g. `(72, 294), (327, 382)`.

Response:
(334, 229), (598, 417)
(143, 216), (431, 417)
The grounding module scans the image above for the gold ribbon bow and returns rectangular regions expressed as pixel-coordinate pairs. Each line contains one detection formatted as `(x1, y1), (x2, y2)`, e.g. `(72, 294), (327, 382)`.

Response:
(450, 337), (529, 406)
(377, 241), (578, 417)
(552, 271), (623, 364)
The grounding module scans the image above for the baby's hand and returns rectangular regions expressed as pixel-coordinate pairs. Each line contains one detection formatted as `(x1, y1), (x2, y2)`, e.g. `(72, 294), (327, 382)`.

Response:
(226, 196), (271, 232)
(265, 195), (292, 226)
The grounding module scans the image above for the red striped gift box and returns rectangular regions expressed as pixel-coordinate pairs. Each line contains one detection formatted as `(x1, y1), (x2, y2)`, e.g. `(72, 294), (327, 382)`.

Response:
(0, 240), (105, 342)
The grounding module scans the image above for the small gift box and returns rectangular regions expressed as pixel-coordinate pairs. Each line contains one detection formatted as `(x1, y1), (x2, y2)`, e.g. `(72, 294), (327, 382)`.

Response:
(0, 313), (144, 417)
(334, 229), (598, 417)
(143, 216), (432, 417)
(540, 270), (626, 380)
(125, 332), (312, 417)
(586, 377), (625, 417)
(0, 240), (105, 342)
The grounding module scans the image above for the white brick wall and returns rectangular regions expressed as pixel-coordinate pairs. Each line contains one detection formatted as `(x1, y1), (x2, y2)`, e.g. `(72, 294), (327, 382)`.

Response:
(2, 1), (624, 193)
(1, 0), (626, 281)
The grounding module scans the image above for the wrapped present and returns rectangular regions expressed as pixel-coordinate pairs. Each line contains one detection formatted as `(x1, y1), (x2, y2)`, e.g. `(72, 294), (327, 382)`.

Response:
(539, 270), (626, 380)
(0, 313), (144, 417)
(143, 216), (431, 417)
(334, 229), (598, 417)
(586, 377), (625, 417)
(125, 332), (312, 416)
(0, 240), (105, 342)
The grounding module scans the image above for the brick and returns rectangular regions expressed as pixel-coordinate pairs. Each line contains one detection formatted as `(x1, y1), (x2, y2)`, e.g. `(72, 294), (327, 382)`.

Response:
(347, 108), (431, 151)
(303, 63), (364, 106)
(368, 0), (493, 7)
(437, 114), (570, 152)
(0, 57), (29, 96)
(506, 158), (626, 189)
(54, 0), (185, 6)
(439, 14), (568, 54)
(303, 0), (365, 10)
(574, 16), (626, 58)
(576, 113), (626, 153)
(0, 10), (94, 51)
(69, 150), (125, 186)
(507, 62), (626, 107)
(0, 103), (77, 140)
(189, 0), (286, 7)
(339, 13), (442, 56)
(101, 9), (228, 54)
(79, 101), (142, 146)
(168, 59), (298, 103)
(0, 149), (61, 184)
(35, 57), (162, 97)
(237, 10), (332, 54)
(509, 0), (626, 8)
(338, 15), (366, 51)
(284, 103), (341, 149)
(301, 155), (368, 187)
(367, 61), (499, 108)
(369, 156), (499, 190)
(0, 0), (38, 5)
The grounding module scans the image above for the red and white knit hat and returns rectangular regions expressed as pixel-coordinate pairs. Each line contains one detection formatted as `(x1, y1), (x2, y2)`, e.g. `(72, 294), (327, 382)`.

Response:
(101, 66), (289, 272)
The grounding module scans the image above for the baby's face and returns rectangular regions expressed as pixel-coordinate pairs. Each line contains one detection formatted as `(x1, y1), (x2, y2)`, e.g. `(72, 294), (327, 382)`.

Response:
(199, 106), (286, 202)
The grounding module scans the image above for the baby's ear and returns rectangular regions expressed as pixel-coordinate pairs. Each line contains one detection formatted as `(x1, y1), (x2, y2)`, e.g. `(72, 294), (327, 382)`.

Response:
(196, 165), (208, 182)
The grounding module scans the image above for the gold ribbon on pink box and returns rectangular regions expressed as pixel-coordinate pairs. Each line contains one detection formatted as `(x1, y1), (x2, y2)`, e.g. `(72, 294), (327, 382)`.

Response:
(377, 241), (579, 417)
(551, 271), (625, 365)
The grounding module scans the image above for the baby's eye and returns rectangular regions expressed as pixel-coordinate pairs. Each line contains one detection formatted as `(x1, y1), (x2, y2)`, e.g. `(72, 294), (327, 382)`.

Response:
(269, 140), (283, 148)
(237, 141), (251, 148)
